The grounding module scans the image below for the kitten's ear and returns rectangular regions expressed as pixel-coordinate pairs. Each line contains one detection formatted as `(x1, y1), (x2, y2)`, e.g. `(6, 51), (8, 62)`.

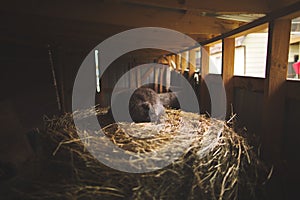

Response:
(141, 102), (150, 110)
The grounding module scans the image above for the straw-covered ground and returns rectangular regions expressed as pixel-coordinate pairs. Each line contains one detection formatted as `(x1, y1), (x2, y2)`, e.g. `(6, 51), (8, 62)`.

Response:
(8, 106), (271, 200)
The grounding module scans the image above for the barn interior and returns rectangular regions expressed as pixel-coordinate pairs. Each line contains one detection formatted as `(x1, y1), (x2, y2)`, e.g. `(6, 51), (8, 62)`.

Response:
(1, 0), (300, 199)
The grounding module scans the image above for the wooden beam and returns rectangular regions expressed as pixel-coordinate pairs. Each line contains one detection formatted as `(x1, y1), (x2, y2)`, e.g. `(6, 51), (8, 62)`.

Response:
(0, 11), (133, 48)
(163, 0), (300, 55)
(229, 23), (269, 39)
(266, 0), (300, 11)
(170, 55), (176, 69)
(123, 0), (270, 13)
(188, 49), (196, 78)
(188, 34), (213, 43)
(200, 0), (300, 46)
(0, 1), (242, 35)
(262, 19), (291, 162)
(222, 38), (235, 118)
(166, 55), (174, 68)
(158, 56), (169, 65)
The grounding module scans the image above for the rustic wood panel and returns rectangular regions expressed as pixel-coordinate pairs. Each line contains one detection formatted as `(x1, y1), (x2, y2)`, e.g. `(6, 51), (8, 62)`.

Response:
(286, 79), (300, 100)
(233, 88), (264, 134)
(282, 97), (300, 199)
(233, 76), (265, 92)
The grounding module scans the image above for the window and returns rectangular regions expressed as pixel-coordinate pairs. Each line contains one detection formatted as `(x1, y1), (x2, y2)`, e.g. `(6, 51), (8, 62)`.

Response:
(196, 49), (201, 73)
(177, 53), (182, 70)
(185, 51), (189, 71)
(234, 45), (246, 76)
(233, 27), (269, 78)
(287, 17), (300, 80)
(95, 50), (101, 93)
(209, 42), (222, 74)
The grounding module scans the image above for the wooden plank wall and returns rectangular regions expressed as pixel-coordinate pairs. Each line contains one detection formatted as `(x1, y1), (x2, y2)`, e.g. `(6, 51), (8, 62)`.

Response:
(232, 77), (264, 134)
(223, 19), (298, 200)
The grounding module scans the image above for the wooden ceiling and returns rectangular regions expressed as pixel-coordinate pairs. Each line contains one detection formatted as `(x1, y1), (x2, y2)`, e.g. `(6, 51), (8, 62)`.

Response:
(1, 0), (300, 61)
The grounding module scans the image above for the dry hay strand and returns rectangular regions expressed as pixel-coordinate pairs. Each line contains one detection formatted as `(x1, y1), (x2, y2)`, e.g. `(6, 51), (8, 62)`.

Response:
(12, 106), (271, 200)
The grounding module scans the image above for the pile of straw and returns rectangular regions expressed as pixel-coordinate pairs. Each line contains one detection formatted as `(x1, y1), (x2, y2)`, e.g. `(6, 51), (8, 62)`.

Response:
(12, 107), (271, 200)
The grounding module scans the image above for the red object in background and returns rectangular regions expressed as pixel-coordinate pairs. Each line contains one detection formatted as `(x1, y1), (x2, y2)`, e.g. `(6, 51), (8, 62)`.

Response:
(293, 61), (300, 74)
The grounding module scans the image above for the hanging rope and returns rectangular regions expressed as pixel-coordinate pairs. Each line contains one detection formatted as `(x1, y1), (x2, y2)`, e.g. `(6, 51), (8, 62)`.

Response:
(48, 45), (62, 112)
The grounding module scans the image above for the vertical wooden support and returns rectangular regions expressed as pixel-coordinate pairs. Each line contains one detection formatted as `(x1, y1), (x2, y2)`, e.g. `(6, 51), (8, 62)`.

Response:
(189, 49), (196, 78)
(166, 66), (171, 91)
(181, 51), (188, 74)
(262, 19), (291, 162)
(159, 67), (165, 93)
(130, 62), (136, 89)
(175, 54), (181, 72)
(166, 55), (171, 67)
(200, 46), (210, 114)
(137, 67), (141, 88)
(222, 38), (235, 118)
(201, 46), (210, 80)
(154, 67), (159, 92)
(171, 55), (176, 69)
(141, 67), (154, 83)
(157, 57), (162, 64)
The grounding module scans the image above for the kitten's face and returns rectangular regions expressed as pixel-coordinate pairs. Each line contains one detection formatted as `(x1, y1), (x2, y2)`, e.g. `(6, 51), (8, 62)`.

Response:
(131, 101), (164, 123)
(149, 103), (165, 123)
(128, 87), (165, 123)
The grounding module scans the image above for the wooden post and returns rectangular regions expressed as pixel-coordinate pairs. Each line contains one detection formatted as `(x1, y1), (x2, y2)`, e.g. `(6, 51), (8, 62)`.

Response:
(171, 55), (176, 69)
(159, 66), (165, 93)
(130, 62), (136, 89)
(141, 67), (154, 83)
(175, 54), (181, 72)
(154, 67), (159, 92)
(166, 66), (171, 91)
(137, 67), (141, 88)
(262, 19), (291, 162)
(166, 55), (171, 67)
(200, 46), (210, 114)
(222, 38), (235, 118)
(181, 51), (188, 74)
(189, 49), (196, 78)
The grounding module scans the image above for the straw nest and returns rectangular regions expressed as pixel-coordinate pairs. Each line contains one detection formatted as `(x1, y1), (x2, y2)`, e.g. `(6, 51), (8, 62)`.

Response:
(13, 106), (271, 200)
